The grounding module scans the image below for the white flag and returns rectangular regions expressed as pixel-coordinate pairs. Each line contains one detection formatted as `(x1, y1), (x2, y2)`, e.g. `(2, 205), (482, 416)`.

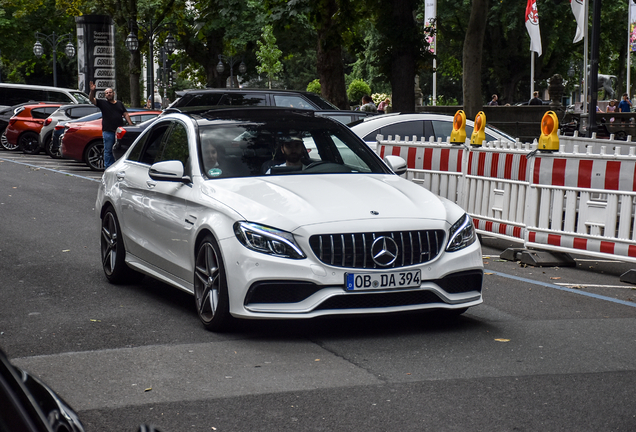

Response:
(525, 0), (542, 56)
(571, 0), (585, 43)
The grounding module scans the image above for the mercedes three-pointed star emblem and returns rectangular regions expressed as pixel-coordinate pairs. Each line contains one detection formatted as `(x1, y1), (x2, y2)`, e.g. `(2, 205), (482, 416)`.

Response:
(371, 236), (399, 267)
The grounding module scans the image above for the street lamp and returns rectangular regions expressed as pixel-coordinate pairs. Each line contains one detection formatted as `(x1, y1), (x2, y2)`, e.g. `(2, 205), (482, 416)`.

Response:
(33, 32), (75, 87)
(125, 20), (175, 108)
(216, 55), (246, 88)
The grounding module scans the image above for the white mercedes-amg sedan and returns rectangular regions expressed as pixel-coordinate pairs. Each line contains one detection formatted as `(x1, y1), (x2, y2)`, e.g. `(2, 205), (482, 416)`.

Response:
(96, 108), (483, 331)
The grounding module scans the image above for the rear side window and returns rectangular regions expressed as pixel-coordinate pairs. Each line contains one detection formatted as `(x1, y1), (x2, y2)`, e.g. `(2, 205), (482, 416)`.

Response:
(45, 91), (73, 103)
(273, 95), (313, 110)
(68, 106), (98, 118)
(218, 93), (267, 106)
(183, 93), (223, 107)
(31, 108), (51, 119)
(431, 120), (454, 141)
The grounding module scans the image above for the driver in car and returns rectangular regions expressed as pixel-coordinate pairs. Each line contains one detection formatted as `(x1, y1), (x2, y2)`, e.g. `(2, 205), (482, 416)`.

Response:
(266, 137), (307, 174)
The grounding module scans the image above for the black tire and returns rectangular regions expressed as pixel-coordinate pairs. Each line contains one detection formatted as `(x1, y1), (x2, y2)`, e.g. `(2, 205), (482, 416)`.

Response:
(101, 208), (144, 284)
(20, 131), (41, 154)
(85, 140), (104, 171)
(1, 131), (20, 151)
(194, 235), (232, 331)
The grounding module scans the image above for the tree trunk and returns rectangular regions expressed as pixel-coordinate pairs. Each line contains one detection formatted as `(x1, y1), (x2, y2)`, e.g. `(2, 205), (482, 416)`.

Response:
(316, 0), (348, 109)
(463, 0), (490, 119)
(388, 0), (417, 113)
(129, 50), (141, 108)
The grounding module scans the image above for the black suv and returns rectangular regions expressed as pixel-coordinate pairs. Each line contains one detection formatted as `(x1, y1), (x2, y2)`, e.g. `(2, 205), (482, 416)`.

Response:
(169, 88), (373, 125)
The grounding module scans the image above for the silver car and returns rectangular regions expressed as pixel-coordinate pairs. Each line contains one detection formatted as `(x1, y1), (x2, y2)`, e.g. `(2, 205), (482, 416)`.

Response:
(350, 113), (516, 151)
(39, 104), (100, 157)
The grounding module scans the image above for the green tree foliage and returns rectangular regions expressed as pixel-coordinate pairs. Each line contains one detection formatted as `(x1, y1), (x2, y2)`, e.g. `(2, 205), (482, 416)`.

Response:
(0, 0), (77, 87)
(306, 79), (320, 94)
(256, 24), (283, 89)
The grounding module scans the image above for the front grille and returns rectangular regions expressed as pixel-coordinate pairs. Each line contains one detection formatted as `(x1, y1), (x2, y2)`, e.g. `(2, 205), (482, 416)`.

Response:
(315, 290), (443, 310)
(309, 230), (445, 269)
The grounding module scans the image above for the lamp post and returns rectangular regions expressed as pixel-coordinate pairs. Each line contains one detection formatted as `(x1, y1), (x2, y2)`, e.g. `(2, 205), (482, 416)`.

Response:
(216, 55), (246, 88)
(33, 32), (75, 87)
(125, 20), (175, 108)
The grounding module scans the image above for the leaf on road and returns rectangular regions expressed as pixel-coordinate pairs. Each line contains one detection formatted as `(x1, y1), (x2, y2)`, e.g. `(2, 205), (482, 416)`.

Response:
(494, 338), (510, 342)
(62, 249), (70, 252)
(485, 272), (494, 275)
(144, 387), (152, 392)
(550, 277), (561, 280)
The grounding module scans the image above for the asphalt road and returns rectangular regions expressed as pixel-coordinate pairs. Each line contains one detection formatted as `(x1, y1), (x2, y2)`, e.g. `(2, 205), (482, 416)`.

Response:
(1, 152), (636, 431)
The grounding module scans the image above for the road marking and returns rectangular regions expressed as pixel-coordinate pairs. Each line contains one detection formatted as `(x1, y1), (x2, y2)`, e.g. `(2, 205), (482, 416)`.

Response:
(488, 270), (636, 308)
(554, 283), (636, 289)
(0, 156), (101, 183)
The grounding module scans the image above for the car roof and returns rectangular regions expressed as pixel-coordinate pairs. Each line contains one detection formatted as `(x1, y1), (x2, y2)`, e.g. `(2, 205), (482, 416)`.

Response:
(164, 107), (344, 128)
(176, 88), (317, 96)
(349, 112), (516, 141)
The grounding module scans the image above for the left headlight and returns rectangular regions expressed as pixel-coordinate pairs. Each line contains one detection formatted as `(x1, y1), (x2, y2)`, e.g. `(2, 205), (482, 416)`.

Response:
(446, 213), (476, 252)
(234, 222), (306, 259)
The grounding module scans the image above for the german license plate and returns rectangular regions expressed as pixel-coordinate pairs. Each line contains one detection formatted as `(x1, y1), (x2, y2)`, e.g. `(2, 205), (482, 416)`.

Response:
(345, 270), (421, 291)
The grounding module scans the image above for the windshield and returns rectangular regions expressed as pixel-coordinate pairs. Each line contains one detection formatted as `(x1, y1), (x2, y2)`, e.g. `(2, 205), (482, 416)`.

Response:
(197, 122), (388, 179)
(70, 92), (91, 104)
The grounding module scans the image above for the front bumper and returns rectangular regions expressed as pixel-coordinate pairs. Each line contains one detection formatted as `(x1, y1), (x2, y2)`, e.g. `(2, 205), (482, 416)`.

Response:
(220, 236), (483, 320)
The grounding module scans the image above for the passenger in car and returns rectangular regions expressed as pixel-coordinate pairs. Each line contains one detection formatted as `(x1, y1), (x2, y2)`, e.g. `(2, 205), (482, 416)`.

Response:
(202, 143), (226, 178)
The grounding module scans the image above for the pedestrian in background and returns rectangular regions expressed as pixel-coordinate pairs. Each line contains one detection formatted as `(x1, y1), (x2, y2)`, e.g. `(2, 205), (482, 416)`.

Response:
(377, 98), (390, 114)
(619, 93), (632, 113)
(528, 91), (542, 105)
(488, 94), (498, 106)
(89, 81), (133, 169)
(359, 95), (377, 113)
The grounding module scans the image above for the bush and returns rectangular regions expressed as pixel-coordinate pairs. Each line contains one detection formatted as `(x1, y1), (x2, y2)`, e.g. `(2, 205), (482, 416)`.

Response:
(372, 93), (390, 105)
(347, 79), (372, 104)
(306, 79), (321, 94)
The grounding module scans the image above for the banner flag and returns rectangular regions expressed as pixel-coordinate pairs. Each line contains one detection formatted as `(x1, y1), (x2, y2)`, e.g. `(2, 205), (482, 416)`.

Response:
(525, 0), (542, 56)
(424, 0), (436, 54)
(571, 0), (585, 43)
(630, 1), (636, 53)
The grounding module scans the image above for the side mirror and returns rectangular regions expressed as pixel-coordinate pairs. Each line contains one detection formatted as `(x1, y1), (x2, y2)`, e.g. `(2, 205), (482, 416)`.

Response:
(384, 155), (407, 176)
(148, 160), (190, 183)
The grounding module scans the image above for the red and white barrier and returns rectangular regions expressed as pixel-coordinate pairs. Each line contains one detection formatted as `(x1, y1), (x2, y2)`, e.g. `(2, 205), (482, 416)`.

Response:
(377, 132), (636, 264)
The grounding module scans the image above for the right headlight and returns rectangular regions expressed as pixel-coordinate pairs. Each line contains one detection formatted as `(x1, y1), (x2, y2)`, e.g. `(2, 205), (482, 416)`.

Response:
(446, 213), (476, 252)
(234, 221), (306, 259)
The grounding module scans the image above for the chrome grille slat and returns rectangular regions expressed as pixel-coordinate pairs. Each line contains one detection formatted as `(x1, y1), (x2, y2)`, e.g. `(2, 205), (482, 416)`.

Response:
(309, 230), (445, 269)
(330, 235), (334, 265)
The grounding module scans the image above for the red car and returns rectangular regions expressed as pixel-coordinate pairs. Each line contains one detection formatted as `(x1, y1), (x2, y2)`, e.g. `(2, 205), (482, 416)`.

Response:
(3, 103), (62, 154)
(60, 110), (161, 171)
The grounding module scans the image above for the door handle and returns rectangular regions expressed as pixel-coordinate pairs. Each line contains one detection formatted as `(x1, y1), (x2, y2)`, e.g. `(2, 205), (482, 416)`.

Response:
(116, 172), (125, 180)
(146, 180), (157, 188)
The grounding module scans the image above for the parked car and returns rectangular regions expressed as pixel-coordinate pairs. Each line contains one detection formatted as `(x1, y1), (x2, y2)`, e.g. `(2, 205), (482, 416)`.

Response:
(349, 113), (516, 151)
(61, 110), (161, 170)
(3, 103), (62, 153)
(97, 107), (483, 332)
(0, 83), (90, 107)
(40, 104), (101, 157)
(0, 102), (43, 148)
(50, 112), (102, 159)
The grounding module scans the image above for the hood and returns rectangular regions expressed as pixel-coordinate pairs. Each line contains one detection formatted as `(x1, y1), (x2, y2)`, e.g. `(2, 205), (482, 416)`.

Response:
(201, 174), (449, 231)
